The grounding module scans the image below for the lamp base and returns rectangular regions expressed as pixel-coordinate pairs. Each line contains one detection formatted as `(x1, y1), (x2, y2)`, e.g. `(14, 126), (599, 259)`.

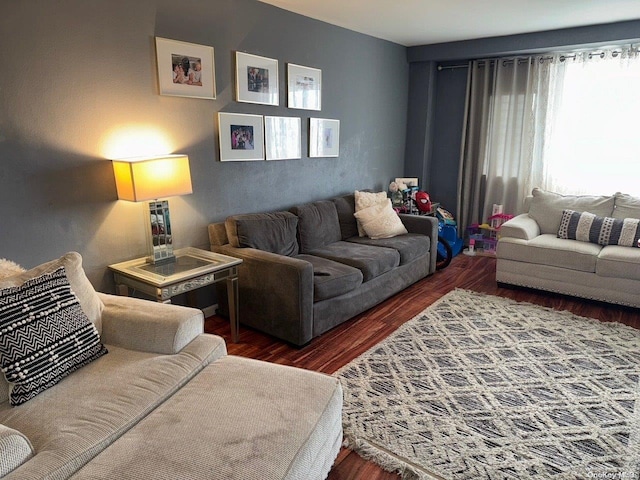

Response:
(147, 200), (175, 264)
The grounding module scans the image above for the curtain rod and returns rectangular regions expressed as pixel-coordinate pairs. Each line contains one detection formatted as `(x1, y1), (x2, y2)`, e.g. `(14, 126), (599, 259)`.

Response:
(437, 45), (639, 71)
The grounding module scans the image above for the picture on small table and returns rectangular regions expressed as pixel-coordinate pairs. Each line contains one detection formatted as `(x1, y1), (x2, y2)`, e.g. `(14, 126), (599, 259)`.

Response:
(230, 125), (254, 150)
(247, 67), (269, 93)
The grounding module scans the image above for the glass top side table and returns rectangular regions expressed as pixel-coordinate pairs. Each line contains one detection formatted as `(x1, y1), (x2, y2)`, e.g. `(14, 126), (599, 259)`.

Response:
(108, 247), (242, 342)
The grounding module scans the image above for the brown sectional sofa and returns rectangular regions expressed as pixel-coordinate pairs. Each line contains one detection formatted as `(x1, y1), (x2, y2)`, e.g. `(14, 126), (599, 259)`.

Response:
(208, 192), (438, 346)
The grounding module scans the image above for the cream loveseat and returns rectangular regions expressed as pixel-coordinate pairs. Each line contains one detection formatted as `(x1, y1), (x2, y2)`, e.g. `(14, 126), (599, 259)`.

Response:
(496, 188), (640, 307)
(0, 253), (343, 479)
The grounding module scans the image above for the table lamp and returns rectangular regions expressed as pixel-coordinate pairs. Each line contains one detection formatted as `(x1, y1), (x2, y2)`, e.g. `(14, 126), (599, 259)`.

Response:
(112, 154), (193, 264)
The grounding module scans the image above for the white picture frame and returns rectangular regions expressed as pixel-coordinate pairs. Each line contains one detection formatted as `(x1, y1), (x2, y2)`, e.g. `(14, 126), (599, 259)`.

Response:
(235, 52), (279, 106)
(155, 37), (216, 99)
(218, 112), (264, 161)
(309, 118), (340, 158)
(287, 64), (321, 111)
(395, 177), (419, 187)
(264, 116), (301, 161)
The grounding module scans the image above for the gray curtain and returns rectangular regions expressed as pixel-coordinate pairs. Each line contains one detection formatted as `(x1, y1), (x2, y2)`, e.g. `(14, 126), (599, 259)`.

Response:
(456, 57), (552, 231)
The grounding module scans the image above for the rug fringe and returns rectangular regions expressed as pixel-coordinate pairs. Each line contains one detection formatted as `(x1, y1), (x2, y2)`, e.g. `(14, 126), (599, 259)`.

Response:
(343, 434), (441, 480)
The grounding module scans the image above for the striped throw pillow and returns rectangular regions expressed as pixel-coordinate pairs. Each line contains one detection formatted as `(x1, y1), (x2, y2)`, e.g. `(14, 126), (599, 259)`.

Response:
(0, 267), (107, 405)
(558, 209), (640, 247)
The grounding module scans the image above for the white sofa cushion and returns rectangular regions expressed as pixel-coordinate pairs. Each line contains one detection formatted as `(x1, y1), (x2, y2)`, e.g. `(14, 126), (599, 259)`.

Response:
(597, 245), (640, 281)
(528, 188), (615, 235)
(497, 234), (602, 273)
(0, 424), (33, 476)
(70, 356), (343, 480)
(354, 190), (387, 236)
(354, 199), (408, 239)
(0, 335), (226, 479)
(613, 192), (640, 220)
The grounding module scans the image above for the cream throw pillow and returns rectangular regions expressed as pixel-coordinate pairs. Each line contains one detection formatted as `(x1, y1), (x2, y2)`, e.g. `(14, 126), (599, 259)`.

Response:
(354, 199), (408, 239)
(354, 190), (388, 236)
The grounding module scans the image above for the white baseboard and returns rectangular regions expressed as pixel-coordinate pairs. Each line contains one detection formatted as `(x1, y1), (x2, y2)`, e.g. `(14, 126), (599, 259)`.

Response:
(202, 304), (218, 318)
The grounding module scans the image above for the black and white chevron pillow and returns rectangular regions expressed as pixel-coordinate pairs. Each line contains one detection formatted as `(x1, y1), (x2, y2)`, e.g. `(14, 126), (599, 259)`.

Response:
(558, 209), (640, 247)
(0, 267), (107, 406)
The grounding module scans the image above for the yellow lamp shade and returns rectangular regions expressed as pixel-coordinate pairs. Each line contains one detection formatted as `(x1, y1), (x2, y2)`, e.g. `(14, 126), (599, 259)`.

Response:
(112, 154), (192, 202)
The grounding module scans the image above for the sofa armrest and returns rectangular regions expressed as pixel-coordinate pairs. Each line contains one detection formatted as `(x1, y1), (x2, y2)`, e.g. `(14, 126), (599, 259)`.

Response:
(0, 424), (33, 476)
(97, 293), (204, 354)
(499, 213), (541, 241)
(214, 245), (314, 346)
(398, 214), (439, 274)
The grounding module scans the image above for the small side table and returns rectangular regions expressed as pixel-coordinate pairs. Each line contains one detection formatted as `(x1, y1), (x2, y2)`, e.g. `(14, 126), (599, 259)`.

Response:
(108, 247), (243, 342)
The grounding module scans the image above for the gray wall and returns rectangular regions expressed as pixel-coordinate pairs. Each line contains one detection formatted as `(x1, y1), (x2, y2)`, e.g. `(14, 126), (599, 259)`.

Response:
(0, 0), (409, 291)
(405, 19), (640, 216)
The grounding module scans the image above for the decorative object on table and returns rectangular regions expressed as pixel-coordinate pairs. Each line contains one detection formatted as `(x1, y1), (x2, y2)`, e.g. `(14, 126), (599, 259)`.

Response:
(415, 191), (432, 213)
(336, 289), (640, 480)
(155, 37), (215, 100)
(235, 52), (279, 106)
(436, 206), (456, 225)
(388, 181), (407, 208)
(309, 118), (340, 157)
(218, 112), (265, 162)
(394, 177), (419, 187)
(287, 63), (321, 110)
(112, 154), (193, 264)
(264, 116), (301, 160)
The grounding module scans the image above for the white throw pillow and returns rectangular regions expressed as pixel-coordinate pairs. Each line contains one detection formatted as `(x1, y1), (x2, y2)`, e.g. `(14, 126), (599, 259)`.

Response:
(354, 190), (388, 237)
(354, 199), (408, 239)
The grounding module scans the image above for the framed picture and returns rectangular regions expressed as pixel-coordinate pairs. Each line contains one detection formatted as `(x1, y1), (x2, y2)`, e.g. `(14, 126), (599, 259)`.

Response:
(265, 116), (301, 161)
(287, 64), (321, 110)
(155, 37), (215, 99)
(395, 177), (419, 187)
(235, 52), (279, 106)
(309, 118), (340, 158)
(218, 112), (264, 161)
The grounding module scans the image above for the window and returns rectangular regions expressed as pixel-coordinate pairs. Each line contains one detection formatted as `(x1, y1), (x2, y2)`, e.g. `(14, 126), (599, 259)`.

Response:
(542, 51), (640, 196)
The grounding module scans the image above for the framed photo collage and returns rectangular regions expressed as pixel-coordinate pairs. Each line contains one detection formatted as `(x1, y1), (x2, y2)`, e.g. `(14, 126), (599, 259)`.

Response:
(155, 37), (339, 161)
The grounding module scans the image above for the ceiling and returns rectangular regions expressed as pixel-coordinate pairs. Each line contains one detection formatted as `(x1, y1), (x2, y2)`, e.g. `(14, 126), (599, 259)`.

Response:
(257, 0), (640, 47)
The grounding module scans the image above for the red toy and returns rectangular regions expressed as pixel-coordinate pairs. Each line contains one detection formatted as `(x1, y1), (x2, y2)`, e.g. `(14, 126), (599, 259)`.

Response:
(415, 191), (432, 213)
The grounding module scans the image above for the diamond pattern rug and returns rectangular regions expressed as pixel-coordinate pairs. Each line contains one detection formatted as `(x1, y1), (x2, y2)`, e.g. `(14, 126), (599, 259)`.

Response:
(335, 289), (640, 479)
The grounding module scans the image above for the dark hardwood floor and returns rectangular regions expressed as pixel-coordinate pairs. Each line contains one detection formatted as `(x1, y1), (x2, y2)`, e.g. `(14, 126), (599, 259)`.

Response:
(204, 254), (640, 480)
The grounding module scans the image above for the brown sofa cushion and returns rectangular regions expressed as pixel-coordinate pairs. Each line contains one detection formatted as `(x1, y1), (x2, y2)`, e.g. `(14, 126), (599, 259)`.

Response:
(225, 212), (299, 256)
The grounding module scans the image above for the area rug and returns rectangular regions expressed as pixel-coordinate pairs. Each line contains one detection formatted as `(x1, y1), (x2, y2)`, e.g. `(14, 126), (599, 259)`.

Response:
(335, 289), (640, 479)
